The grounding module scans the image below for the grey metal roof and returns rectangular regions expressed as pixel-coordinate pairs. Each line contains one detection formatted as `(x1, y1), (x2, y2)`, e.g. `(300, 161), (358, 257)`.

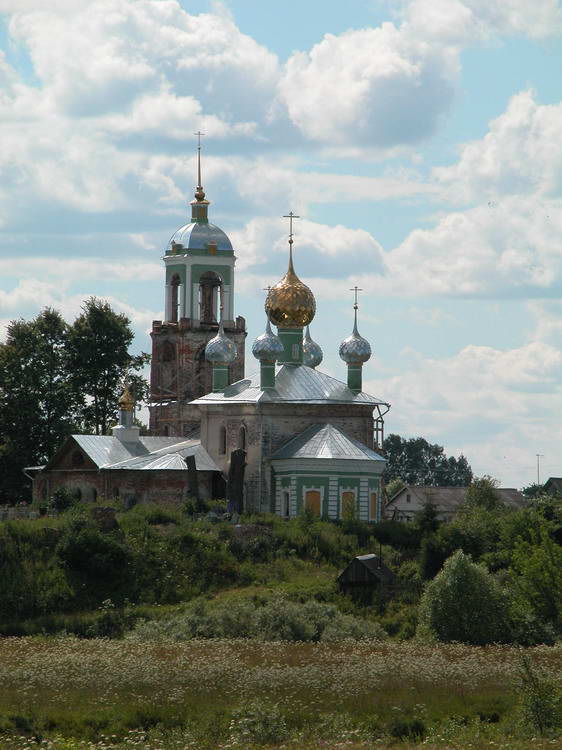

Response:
(108, 439), (219, 472)
(191, 364), (389, 407)
(66, 435), (219, 473)
(168, 222), (232, 253)
(386, 485), (527, 511)
(271, 423), (386, 462)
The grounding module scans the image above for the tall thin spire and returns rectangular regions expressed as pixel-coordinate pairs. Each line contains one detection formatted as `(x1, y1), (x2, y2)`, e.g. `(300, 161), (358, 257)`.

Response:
(194, 130), (205, 202)
(350, 285), (362, 334)
(283, 211), (300, 272)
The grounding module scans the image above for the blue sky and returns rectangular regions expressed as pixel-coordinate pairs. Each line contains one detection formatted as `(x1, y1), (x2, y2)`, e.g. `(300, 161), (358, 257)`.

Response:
(2, 0), (562, 487)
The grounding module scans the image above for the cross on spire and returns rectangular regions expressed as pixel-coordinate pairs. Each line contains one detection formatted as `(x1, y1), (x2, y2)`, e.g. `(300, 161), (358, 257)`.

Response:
(283, 211), (300, 245)
(350, 286), (363, 310)
(194, 130), (205, 200)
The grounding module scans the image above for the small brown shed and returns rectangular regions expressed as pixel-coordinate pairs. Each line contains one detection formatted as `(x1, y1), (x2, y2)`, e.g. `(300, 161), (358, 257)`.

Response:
(337, 553), (395, 592)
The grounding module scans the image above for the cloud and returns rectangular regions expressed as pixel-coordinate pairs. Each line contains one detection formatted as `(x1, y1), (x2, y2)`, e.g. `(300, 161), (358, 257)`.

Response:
(8, 0), (279, 121)
(0, 257), (161, 282)
(401, 0), (562, 42)
(0, 277), (159, 342)
(435, 91), (562, 202)
(384, 196), (562, 296)
(279, 23), (458, 147)
(366, 336), (562, 485)
(230, 217), (386, 274)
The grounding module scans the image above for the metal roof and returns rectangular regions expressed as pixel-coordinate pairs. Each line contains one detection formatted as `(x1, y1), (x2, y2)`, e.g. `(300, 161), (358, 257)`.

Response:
(168, 222), (232, 253)
(385, 485), (527, 511)
(191, 364), (389, 407)
(108, 439), (219, 472)
(271, 423), (386, 462)
(66, 435), (219, 472)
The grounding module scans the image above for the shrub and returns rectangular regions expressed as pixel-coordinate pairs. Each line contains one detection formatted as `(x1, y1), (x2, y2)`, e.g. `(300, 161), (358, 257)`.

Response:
(417, 550), (511, 645)
(51, 486), (81, 512)
(128, 597), (388, 643)
(321, 613), (387, 642)
(517, 653), (562, 736)
(229, 701), (288, 745)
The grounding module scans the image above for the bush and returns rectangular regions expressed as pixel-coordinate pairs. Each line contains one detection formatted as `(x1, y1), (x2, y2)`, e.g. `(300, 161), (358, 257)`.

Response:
(51, 486), (81, 512)
(517, 653), (562, 736)
(417, 550), (511, 645)
(128, 597), (388, 643)
(229, 701), (288, 745)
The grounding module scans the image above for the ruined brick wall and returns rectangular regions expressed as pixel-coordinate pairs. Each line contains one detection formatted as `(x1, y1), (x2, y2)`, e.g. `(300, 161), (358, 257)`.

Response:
(33, 469), (214, 505)
(149, 316), (246, 436)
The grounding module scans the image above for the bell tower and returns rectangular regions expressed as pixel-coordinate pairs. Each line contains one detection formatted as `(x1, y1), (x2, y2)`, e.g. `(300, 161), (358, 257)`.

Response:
(149, 136), (246, 437)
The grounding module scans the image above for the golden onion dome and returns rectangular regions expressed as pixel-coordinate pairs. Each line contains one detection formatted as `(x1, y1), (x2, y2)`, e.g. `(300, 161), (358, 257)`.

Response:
(265, 252), (316, 328)
(118, 385), (135, 412)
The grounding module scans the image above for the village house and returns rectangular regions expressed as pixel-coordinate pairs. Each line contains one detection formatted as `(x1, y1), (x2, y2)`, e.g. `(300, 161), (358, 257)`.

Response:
(384, 484), (527, 523)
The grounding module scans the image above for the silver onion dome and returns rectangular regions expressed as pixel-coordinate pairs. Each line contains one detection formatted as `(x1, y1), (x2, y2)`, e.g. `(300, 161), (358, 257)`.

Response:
(205, 319), (237, 363)
(339, 312), (372, 364)
(252, 317), (284, 361)
(303, 325), (323, 368)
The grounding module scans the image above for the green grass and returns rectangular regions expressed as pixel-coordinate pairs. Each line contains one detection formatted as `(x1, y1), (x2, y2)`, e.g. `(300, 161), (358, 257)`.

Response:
(0, 638), (560, 749)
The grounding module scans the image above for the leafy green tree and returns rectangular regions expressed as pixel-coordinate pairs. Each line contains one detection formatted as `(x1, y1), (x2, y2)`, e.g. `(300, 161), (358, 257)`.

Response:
(418, 550), (511, 644)
(383, 434), (473, 486)
(465, 475), (503, 511)
(510, 522), (562, 631)
(416, 500), (440, 536)
(67, 298), (149, 435)
(0, 309), (78, 501)
(385, 477), (406, 500)
(522, 483), (545, 499)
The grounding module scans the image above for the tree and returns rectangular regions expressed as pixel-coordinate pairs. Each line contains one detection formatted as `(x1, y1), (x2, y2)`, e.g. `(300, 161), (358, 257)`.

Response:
(67, 298), (149, 435)
(511, 522), (562, 631)
(0, 309), (78, 501)
(415, 500), (440, 536)
(465, 475), (503, 511)
(417, 550), (511, 645)
(383, 434), (473, 486)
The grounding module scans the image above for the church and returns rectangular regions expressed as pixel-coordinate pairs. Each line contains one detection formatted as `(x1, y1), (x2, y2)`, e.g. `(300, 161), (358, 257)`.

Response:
(32, 146), (391, 521)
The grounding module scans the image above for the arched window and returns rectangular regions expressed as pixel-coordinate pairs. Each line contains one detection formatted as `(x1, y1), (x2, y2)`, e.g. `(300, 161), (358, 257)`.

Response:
(199, 271), (222, 323)
(219, 425), (227, 455)
(170, 274), (181, 322)
(238, 425), (246, 451)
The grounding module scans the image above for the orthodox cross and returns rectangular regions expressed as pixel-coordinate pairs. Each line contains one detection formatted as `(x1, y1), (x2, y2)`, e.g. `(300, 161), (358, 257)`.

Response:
(194, 130), (205, 188)
(350, 285), (363, 311)
(283, 211), (300, 245)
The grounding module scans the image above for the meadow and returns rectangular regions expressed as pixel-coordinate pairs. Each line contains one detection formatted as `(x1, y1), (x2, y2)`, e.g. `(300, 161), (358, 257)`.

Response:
(0, 637), (561, 749)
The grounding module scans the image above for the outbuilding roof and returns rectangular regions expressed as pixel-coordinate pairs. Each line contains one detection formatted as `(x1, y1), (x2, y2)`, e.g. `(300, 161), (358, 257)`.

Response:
(47, 434), (219, 473)
(191, 364), (389, 407)
(271, 423), (386, 462)
(385, 485), (527, 512)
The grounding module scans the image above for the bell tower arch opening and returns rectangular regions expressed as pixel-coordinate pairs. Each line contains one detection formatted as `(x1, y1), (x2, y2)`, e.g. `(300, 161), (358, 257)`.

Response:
(199, 271), (222, 324)
(170, 274), (181, 323)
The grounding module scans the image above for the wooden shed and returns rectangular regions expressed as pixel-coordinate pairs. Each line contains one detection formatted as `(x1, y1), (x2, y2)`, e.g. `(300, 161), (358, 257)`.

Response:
(337, 554), (395, 596)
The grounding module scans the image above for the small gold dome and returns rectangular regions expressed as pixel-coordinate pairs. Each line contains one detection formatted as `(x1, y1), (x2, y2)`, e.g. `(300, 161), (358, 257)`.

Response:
(118, 385), (135, 412)
(265, 253), (316, 328)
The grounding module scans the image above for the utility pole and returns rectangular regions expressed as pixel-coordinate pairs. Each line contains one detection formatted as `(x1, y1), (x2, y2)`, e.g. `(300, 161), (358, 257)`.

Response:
(536, 453), (544, 485)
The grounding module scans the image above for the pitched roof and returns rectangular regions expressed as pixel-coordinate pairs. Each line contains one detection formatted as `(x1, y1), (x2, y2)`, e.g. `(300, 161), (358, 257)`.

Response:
(386, 485), (526, 511)
(51, 434), (219, 473)
(190, 363), (389, 407)
(338, 554), (395, 584)
(271, 423), (386, 462)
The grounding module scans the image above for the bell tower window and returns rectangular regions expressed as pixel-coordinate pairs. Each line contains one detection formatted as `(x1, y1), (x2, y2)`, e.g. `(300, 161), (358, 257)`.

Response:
(199, 271), (222, 324)
(170, 274), (181, 323)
